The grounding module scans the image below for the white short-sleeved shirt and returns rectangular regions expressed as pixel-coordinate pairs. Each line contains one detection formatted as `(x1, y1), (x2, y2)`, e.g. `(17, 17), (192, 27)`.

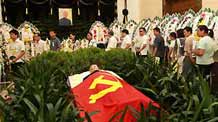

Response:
(6, 38), (25, 62)
(133, 35), (149, 55)
(169, 40), (176, 48)
(106, 36), (117, 51)
(32, 40), (47, 57)
(121, 35), (131, 49)
(89, 39), (97, 47)
(81, 39), (89, 48)
(196, 36), (216, 65)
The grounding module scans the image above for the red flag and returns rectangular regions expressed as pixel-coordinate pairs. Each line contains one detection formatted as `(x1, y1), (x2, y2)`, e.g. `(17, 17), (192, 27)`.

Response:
(71, 70), (159, 122)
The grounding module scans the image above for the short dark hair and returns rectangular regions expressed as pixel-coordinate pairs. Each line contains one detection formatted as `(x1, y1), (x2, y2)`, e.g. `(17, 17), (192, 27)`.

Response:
(176, 29), (185, 38)
(198, 25), (208, 34)
(139, 27), (146, 32)
(87, 32), (93, 36)
(9, 29), (19, 36)
(49, 30), (56, 33)
(69, 32), (75, 36)
(153, 27), (160, 33)
(208, 29), (214, 38)
(184, 27), (192, 34)
(169, 32), (177, 39)
(34, 32), (41, 37)
(108, 30), (114, 36)
(122, 29), (129, 34)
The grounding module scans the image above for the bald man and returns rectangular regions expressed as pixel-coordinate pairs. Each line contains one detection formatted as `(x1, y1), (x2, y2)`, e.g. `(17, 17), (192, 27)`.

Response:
(59, 11), (71, 26)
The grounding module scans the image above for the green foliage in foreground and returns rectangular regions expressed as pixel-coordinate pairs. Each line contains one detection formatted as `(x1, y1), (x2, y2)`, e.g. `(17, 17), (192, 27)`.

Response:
(0, 48), (218, 122)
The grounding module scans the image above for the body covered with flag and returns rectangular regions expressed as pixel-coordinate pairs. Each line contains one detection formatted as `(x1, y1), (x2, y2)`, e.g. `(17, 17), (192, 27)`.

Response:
(68, 70), (160, 122)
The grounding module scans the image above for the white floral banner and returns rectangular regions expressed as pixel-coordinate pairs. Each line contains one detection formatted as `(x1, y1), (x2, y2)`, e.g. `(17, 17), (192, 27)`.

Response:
(0, 0), (3, 24)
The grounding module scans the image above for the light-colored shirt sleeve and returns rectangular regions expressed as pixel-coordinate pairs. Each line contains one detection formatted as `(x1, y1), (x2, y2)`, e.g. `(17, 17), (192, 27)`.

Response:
(197, 39), (206, 50)
(126, 36), (132, 45)
(169, 40), (175, 48)
(107, 37), (117, 50)
(142, 36), (148, 45)
(20, 41), (25, 51)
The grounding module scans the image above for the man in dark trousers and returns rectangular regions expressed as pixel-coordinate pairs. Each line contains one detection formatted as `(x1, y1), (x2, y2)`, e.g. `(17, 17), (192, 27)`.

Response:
(152, 27), (165, 64)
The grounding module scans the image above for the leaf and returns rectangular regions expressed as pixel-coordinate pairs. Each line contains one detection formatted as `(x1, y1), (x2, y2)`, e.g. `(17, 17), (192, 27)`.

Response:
(109, 107), (127, 122)
(208, 117), (218, 122)
(120, 106), (128, 122)
(134, 86), (157, 97)
(85, 112), (93, 122)
(55, 97), (64, 111)
(23, 98), (38, 115)
(47, 103), (56, 122)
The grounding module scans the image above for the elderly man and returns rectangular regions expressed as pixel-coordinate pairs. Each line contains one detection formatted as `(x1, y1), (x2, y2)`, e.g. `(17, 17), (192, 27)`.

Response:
(59, 10), (71, 26)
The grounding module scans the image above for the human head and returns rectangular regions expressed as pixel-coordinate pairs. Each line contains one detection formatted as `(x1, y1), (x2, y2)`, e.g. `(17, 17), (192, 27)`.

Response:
(176, 29), (185, 38)
(9, 29), (19, 41)
(108, 30), (114, 37)
(63, 11), (68, 18)
(153, 27), (160, 36)
(69, 33), (76, 41)
(169, 32), (177, 40)
(33, 33), (41, 42)
(86, 32), (93, 41)
(139, 27), (146, 36)
(183, 27), (192, 37)
(121, 29), (129, 38)
(89, 64), (99, 73)
(49, 30), (57, 39)
(197, 25), (208, 37)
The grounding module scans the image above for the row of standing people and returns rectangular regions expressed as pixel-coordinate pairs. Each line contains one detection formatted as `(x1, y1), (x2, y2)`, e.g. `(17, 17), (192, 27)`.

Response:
(3, 26), (218, 79)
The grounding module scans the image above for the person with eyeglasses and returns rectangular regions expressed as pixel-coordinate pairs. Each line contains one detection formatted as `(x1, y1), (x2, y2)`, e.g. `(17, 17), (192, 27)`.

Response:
(132, 27), (149, 58)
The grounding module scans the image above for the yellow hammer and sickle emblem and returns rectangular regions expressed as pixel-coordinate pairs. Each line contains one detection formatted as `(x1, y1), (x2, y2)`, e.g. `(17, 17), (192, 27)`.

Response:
(89, 75), (123, 104)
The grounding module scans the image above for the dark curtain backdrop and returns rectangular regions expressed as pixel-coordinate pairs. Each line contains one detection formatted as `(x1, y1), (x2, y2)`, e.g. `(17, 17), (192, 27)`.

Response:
(3, 0), (116, 38)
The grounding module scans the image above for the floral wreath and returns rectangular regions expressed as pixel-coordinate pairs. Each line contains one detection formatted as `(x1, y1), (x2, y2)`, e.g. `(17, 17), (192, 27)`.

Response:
(89, 21), (109, 42)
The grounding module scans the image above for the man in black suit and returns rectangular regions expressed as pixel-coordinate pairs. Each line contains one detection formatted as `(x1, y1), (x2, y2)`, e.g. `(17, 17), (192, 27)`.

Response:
(59, 10), (72, 26)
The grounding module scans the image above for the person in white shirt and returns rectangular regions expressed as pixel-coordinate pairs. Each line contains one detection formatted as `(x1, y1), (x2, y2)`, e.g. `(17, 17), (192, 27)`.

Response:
(6, 29), (25, 63)
(167, 32), (177, 62)
(69, 33), (80, 51)
(31, 33), (47, 57)
(87, 32), (97, 48)
(133, 27), (149, 57)
(106, 31), (117, 51)
(120, 29), (132, 50)
(193, 25), (217, 79)
(6, 29), (25, 71)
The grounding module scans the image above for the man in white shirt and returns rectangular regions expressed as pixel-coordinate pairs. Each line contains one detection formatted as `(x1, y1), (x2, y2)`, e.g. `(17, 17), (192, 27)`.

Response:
(120, 29), (132, 50)
(6, 29), (25, 63)
(6, 29), (25, 71)
(87, 32), (97, 48)
(193, 25), (216, 79)
(106, 31), (117, 51)
(133, 27), (149, 57)
(182, 27), (195, 77)
(167, 32), (177, 61)
(31, 33), (47, 57)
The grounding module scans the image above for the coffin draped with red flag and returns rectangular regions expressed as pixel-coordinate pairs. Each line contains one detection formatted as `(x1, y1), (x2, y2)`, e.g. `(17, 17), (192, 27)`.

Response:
(70, 70), (160, 122)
